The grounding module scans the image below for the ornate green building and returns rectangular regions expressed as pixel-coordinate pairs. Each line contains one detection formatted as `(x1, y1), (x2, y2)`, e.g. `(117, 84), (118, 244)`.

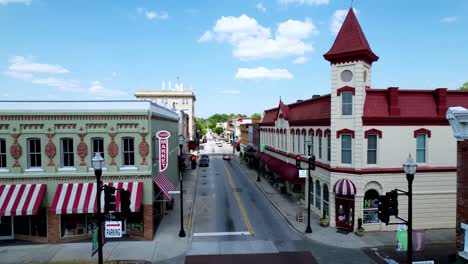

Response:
(0, 100), (180, 243)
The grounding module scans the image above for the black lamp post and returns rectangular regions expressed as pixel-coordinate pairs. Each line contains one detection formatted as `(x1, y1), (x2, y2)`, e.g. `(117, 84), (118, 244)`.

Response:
(92, 153), (104, 264)
(305, 142), (314, 234)
(178, 135), (186, 238)
(403, 155), (417, 264)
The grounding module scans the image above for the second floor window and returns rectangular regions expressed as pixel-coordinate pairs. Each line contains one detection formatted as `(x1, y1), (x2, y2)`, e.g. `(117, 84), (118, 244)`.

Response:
(327, 135), (331, 161)
(0, 138), (6, 168)
(310, 134), (314, 156)
(341, 135), (352, 164)
(318, 135), (323, 159)
(303, 134), (307, 155)
(122, 137), (135, 166)
(61, 138), (74, 167)
(28, 138), (41, 168)
(342, 91), (353, 115)
(416, 134), (426, 163)
(367, 135), (377, 164)
(92, 138), (105, 163)
(292, 134), (295, 152)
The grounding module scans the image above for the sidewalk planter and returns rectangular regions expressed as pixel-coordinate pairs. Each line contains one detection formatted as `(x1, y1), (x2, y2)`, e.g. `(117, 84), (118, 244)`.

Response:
(355, 218), (365, 236)
(320, 211), (330, 227)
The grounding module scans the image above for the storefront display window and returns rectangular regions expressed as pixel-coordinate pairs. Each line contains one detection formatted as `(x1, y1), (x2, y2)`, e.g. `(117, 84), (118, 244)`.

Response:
(363, 189), (379, 224)
(61, 214), (94, 237)
(126, 208), (144, 235)
(323, 184), (329, 217)
(315, 180), (321, 210)
(14, 208), (47, 237)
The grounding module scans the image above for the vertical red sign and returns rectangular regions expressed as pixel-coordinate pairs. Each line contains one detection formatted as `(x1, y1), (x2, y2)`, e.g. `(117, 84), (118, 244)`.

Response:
(156, 130), (171, 172)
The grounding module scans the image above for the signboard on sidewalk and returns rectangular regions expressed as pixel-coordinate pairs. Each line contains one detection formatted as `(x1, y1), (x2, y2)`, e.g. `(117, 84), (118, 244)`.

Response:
(299, 170), (307, 178)
(156, 130), (171, 172)
(260, 143), (265, 152)
(91, 227), (98, 256)
(105, 221), (122, 238)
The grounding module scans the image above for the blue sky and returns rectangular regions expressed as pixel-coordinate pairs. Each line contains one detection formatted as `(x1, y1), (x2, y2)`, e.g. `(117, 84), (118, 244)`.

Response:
(0, 0), (467, 118)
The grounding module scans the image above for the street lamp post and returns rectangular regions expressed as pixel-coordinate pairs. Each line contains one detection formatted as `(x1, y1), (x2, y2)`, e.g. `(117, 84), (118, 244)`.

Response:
(305, 142), (314, 234)
(92, 153), (105, 264)
(178, 135), (186, 238)
(403, 155), (417, 264)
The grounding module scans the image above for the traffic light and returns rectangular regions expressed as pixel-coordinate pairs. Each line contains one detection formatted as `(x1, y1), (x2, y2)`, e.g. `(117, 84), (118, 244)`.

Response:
(104, 185), (116, 213)
(308, 155), (316, 170)
(386, 190), (399, 217)
(190, 155), (197, 170)
(378, 195), (389, 225)
(295, 155), (301, 169)
(120, 190), (131, 217)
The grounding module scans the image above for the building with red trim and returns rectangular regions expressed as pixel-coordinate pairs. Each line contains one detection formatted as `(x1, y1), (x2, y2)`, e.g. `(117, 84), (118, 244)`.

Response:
(257, 8), (468, 231)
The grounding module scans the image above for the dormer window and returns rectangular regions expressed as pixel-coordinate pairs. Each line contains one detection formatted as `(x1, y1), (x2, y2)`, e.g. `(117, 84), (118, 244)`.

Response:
(342, 91), (353, 115)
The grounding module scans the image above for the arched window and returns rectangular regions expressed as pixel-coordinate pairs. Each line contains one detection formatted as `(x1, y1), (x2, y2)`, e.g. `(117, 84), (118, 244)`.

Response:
(309, 178), (314, 206)
(315, 180), (321, 210)
(292, 132), (295, 152)
(323, 184), (329, 217)
(363, 189), (380, 224)
(303, 133), (307, 155)
(297, 134), (300, 154)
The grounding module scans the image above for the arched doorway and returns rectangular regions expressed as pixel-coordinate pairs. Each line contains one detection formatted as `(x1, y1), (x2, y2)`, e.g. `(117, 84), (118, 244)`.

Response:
(334, 178), (356, 232)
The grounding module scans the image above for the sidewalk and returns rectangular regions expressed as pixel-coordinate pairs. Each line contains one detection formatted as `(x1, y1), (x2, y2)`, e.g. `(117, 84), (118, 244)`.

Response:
(0, 168), (199, 264)
(232, 153), (456, 249)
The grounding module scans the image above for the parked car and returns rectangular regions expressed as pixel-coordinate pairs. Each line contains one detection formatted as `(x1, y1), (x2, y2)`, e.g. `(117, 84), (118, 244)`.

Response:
(200, 154), (209, 161)
(223, 155), (231, 160)
(199, 158), (209, 167)
(217, 142), (223, 147)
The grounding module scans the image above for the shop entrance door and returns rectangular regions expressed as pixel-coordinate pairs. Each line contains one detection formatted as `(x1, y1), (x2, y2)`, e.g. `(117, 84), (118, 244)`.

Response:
(0, 216), (14, 240)
(335, 196), (355, 232)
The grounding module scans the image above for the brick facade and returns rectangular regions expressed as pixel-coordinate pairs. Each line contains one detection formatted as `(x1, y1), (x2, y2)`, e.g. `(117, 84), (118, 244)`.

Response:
(457, 140), (468, 251)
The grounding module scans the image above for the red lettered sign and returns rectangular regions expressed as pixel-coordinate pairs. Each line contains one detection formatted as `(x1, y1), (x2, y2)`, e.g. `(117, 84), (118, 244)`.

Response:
(156, 130), (171, 172)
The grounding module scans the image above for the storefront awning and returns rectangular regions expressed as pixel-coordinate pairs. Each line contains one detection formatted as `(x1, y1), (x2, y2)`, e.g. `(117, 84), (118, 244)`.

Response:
(267, 157), (286, 174)
(0, 184), (46, 216)
(260, 153), (272, 164)
(153, 172), (176, 201)
(50, 181), (143, 214)
(278, 163), (305, 184)
(333, 178), (356, 195)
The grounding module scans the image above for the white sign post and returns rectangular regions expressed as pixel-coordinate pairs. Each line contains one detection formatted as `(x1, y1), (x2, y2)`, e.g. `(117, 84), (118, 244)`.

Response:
(299, 170), (307, 178)
(104, 221), (122, 238)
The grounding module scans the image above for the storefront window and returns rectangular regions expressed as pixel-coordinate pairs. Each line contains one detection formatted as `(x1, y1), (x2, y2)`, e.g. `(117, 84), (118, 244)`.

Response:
(14, 208), (47, 237)
(309, 179), (314, 206)
(126, 207), (144, 235)
(315, 180), (321, 210)
(323, 184), (329, 217)
(61, 214), (94, 237)
(363, 189), (379, 224)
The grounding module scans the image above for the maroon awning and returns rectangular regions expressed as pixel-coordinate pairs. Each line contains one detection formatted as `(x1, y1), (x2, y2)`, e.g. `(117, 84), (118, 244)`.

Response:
(278, 163), (305, 184)
(267, 157), (286, 174)
(260, 153), (272, 164)
(254, 152), (262, 160)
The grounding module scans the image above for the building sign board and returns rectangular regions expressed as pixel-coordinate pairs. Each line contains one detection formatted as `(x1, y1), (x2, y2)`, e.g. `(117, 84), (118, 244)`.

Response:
(104, 221), (122, 238)
(157, 130), (171, 172)
(299, 170), (307, 178)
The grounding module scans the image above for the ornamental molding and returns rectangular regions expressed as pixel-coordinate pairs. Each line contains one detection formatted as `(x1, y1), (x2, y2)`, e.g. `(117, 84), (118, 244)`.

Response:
(10, 134), (22, 168)
(0, 124), (10, 130)
(45, 133), (56, 166)
(21, 124), (44, 130)
(0, 115), (148, 121)
(55, 124), (77, 129)
(139, 133), (149, 165)
(446, 106), (468, 141)
(108, 133), (118, 166)
(86, 123), (108, 129)
(118, 123), (139, 129)
(0, 174), (151, 183)
(77, 133), (88, 166)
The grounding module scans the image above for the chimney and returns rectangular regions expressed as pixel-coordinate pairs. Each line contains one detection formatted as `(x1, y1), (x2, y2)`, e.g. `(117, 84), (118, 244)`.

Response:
(312, 95), (320, 99)
(435, 88), (447, 116)
(387, 87), (400, 116)
(296, 100), (303, 103)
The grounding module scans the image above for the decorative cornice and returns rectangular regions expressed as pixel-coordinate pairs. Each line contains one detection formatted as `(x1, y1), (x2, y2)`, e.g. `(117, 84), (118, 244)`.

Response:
(21, 124), (44, 130)
(316, 128), (323, 137)
(336, 128), (355, 138)
(87, 123), (108, 129)
(0, 115), (148, 121)
(118, 123), (139, 129)
(337, 86), (356, 96)
(364, 128), (382, 139)
(0, 174), (152, 183)
(414, 128), (431, 138)
(55, 124), (76, 129)
(0, 124), (10, 130)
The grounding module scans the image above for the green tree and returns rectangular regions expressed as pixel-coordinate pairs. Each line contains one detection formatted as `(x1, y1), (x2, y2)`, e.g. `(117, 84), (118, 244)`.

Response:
(214, 127), (224, 135)
(250, 113), (262, 119)
(194, 118), (207, 137)
(459, 82), (468, 91)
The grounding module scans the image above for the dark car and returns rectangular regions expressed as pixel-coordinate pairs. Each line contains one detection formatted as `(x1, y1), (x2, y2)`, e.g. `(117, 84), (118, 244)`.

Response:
(199, 158), (209, 167)
(200, 154), (209, 160)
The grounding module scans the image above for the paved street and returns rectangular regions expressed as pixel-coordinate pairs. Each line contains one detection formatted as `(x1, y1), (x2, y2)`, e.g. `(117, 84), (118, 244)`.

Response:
(186, 140), (376, 263)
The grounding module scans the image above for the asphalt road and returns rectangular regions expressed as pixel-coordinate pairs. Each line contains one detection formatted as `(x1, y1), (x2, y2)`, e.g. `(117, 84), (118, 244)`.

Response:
(186, 139), (376, 264)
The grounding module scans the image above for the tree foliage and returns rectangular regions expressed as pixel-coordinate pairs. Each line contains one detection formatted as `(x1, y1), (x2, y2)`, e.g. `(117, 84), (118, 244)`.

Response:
(250, 113), (262, 119)
(459, 82), (468, 91)
(194, 118), (207, 137)
(213, 127), (224, 135)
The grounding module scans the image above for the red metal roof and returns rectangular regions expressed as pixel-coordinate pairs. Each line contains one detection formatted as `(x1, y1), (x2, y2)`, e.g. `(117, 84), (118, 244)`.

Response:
(260, 107), (278, 125)
(323, 8), (378, 65)
(287, 95), (331, 126)
(363, 88), (468, 125)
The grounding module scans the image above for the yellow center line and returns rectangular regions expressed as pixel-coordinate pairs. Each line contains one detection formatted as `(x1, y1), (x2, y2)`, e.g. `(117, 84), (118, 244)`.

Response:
(222, 161), (254, 235)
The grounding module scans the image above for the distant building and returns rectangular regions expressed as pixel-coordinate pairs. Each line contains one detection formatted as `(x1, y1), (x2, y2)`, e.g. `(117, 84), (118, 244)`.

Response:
(135, 81), (196, 140)
(0, 101), (180, 243)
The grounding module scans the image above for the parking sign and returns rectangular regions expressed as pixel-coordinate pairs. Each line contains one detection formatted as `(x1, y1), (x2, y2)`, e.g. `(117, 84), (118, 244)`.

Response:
(105, 221), (122, 238)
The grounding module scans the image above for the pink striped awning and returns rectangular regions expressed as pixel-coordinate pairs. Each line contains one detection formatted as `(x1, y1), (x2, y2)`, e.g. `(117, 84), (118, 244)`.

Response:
(0, 184), (46, 216)
(153, 172), (176, 200)
(50, 182), (143, 214)
(333, 178), (357, 195)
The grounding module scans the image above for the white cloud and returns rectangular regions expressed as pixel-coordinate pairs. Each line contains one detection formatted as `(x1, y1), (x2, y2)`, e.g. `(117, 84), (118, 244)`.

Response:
(440, 16), (457, 23)
(4, 70), (33, 80)
(293, 56), (307, 64)
(278, 0), (329, 6)
(235, 67), (293, 80)
(198, 31), (213, 42)
(256, 3), (266, 13)
(32, 77), (81, 91)
(89, 81), (128, 97)
(221, 90), (241, 94)
(199, 15), (318, 60)
(0, 0), (31, 5)
(330, 8), (357, 34)
(8, 56), (68, 74)
(145, 10), (168, 20)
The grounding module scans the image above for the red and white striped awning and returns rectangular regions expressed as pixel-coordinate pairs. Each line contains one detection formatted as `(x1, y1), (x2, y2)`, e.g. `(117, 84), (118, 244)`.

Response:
(50, 182), (143, 214)
(153, 172), (176, 200)
(333, 178), (357, 195)
(0, 184), (46, 216)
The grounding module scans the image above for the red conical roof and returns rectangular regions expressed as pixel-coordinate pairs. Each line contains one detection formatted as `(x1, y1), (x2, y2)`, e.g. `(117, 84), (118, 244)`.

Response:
(323, 8), (378, 64)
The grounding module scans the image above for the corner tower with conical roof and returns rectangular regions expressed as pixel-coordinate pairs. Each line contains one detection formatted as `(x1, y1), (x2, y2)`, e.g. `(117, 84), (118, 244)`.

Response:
(325, 8), (378, 169)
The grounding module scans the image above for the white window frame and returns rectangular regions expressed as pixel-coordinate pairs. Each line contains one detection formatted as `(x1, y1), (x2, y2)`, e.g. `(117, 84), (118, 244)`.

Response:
(367, 135), (378, 165)
(341, 135), (352, 164)
(122, 137), (135, 166)
(60, 138), (75, 168)
(342, 91), (353, 116)
(416, 134), (427, 163)
(27, 138), (42, 168)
